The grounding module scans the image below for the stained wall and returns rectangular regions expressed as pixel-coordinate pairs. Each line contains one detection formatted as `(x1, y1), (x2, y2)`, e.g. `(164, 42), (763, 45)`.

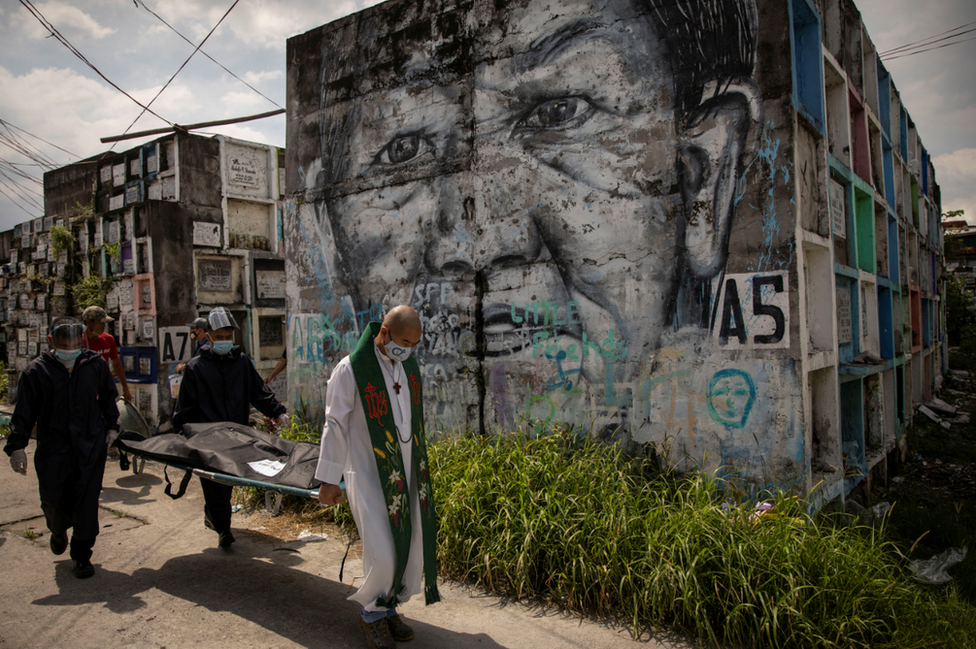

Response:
(285, 0), (806, 493)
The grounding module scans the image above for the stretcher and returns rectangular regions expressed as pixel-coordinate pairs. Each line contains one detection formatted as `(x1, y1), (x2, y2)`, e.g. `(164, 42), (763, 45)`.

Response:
(114, 403), (322, 514)
(125, 457), (321, 515)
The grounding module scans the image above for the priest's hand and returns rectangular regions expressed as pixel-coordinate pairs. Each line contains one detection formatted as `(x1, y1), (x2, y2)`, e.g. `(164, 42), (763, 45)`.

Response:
(318, 483), (347, 506)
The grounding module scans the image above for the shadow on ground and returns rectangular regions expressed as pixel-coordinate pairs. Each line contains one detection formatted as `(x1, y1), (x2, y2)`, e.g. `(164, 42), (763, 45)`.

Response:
(30, 540), (507, 649)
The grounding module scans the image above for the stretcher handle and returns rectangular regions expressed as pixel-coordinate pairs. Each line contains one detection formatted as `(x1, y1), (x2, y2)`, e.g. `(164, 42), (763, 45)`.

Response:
(137, 456), (320, 500)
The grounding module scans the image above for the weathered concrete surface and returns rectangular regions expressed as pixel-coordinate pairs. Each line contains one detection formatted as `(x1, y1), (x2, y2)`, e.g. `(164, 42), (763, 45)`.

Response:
(283, 0), (805, 498)
(0, 450), (695, 649)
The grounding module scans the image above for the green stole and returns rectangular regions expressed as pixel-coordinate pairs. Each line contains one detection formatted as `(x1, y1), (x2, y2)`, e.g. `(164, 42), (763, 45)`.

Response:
(349, 322), (440, 606)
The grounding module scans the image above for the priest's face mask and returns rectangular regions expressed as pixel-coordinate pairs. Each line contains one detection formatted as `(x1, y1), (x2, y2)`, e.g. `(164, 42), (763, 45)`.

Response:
(380, 325), (422, 363)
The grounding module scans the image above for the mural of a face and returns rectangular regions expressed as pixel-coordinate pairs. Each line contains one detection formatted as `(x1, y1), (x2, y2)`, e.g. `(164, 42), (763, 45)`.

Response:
(706, 369), (757, 430)
(312, 0), (759, 429)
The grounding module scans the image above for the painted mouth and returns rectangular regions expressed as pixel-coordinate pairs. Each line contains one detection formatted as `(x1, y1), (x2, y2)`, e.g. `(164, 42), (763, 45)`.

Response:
(480, 302), (582, 358)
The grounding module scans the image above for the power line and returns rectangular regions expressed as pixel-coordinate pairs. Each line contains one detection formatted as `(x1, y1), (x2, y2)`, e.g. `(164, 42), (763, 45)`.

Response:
(0, 128), (58, 169)
(0, 171), (44, 217)
(0, 184), (42, 218)
(0, 183), (43, 214)
(0, 161), (50, 168)
(883, 33), (976, 61)
(133, 0), (281, 110)
(0, 118), (79, 161)
(17, 0), (174, 128)
(116, 0), (241, 143)
(0, 163), (43, 198)
(0, 158), (43, 188)
(880, 21), (976, 60)
(0, 118), (75, 221)
(0, 165), (44, 210)
(879, 20), (976, 56)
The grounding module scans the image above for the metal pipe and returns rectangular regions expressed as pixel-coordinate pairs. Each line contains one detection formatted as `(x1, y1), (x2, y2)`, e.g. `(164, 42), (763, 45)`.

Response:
(140, 456), (320, 500)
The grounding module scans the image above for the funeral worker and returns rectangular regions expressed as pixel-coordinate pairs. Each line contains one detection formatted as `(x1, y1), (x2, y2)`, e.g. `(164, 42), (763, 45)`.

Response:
(316, 305), (439, 649)
(176, 316), (212, 373)
(4, 317), (120, 579)
(81, 305), (132, 403)
(173, 307), (288, 548)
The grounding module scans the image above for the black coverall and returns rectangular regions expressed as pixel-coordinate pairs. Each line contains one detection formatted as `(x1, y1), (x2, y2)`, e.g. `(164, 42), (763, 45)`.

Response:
(4, 349), (120, 562)
(173, 345), (285, 532)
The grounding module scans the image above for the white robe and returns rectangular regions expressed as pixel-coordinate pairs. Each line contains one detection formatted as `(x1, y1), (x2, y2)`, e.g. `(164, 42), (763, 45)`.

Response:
(314, 344), (424, 611)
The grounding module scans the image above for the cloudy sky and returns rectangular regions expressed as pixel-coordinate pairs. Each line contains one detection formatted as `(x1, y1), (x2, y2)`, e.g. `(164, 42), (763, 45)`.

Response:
(1, 0), (974, 233)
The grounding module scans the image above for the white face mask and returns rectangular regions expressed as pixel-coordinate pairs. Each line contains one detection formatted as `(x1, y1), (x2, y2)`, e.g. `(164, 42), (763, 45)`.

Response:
(384, 339), (414, 362)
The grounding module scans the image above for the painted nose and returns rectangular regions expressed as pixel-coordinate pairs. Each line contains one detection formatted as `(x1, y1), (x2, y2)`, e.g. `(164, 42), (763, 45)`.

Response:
(423, 171), (542, 278)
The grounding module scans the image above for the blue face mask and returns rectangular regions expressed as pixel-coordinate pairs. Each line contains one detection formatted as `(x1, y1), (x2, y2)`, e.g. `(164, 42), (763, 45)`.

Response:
(212, 340), (234, 356)
(55, 348), (82, 365)
(384, 339), (414, 362)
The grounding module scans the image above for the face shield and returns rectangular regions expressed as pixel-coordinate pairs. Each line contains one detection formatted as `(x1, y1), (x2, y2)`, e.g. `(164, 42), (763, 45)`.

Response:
(50, 322), (85, 349)
(208, 307), (239, 331)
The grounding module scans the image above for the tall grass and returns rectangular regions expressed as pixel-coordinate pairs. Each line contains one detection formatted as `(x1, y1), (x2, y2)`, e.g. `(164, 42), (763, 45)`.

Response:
(430, 429), (976, 648)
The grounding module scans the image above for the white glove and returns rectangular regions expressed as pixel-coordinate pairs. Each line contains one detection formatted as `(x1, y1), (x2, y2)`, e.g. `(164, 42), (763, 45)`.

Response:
(106, 429), (120, 447)
(9, 450), (27, 475)
(276, 413), (290, 428)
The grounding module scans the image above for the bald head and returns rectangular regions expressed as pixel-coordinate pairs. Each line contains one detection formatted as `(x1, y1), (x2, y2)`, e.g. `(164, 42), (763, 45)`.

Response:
(383, 305), (421, 336)
(376, 305), (422, 361)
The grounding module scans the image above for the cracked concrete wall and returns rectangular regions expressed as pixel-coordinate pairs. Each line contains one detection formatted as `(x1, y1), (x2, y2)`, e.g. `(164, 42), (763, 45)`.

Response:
(284, 0), (803, 495)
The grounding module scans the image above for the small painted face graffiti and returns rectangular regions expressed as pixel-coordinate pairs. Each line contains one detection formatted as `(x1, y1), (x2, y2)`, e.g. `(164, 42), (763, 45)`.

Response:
(323, 0), (706, 385)
(706, 369), (757, 430)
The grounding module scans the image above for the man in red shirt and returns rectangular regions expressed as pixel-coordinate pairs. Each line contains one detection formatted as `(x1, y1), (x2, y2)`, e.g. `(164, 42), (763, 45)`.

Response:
(82, 306), (133, 402)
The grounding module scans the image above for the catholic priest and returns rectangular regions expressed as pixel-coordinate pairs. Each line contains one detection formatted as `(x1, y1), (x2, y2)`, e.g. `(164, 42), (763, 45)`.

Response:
(316, 304), (439, 649)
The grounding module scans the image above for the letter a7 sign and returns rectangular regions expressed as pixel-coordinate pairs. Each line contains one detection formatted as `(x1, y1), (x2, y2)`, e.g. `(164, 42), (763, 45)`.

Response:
(158, 326), (193, 364)
(712, 272), (790, 349)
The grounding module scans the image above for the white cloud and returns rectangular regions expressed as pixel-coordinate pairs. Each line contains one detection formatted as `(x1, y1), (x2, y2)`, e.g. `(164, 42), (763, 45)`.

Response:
(0, 65), (204, 221)
(0, 66), (118, 158)
(219, 90), (267, 111)
(932, 149), (976, 223)
(148, 0), (384, 50)
(194, 120), (285, 148)
(932, 149), (976, 184)
(0, 65), (250, 228)
(12, 2), (116, 41)
(228, 0), (370, 48)
(243, 70), (282, 84)
(144, 23), (171, 38)
(858, 0), (963, 53)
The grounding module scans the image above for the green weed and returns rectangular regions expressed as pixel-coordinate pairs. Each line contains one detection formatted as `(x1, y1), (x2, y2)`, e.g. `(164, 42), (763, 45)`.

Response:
(430, 428), (976, 648)
(0, 360), (8, 389)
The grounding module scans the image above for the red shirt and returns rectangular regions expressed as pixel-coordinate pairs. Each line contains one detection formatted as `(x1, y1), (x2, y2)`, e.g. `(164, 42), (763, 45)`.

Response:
(83, 332), (120, 365)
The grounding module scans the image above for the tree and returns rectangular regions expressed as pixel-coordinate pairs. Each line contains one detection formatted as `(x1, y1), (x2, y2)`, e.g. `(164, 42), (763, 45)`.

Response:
(945, 274), (975, 347)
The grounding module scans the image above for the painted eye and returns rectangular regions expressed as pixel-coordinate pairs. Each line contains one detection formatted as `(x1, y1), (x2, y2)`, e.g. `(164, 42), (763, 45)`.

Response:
(375, 134), (433, 165)
(516, 97), (594, 130)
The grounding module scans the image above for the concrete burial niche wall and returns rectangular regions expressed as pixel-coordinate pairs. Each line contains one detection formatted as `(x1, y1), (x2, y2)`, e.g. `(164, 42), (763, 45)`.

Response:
(285, 0), (802, 494)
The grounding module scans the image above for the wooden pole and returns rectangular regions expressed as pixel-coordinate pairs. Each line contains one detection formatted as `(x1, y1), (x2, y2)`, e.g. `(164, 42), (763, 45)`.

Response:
(100, 108), (285, 144)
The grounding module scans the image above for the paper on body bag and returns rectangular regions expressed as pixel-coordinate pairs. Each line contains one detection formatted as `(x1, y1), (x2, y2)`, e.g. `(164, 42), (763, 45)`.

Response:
(247, 459), (287, 477)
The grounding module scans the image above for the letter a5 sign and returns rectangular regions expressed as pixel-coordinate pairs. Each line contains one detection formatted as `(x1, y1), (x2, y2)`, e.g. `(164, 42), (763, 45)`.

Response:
(712, 272), (789, 349)
(158, 326), (194, 364)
